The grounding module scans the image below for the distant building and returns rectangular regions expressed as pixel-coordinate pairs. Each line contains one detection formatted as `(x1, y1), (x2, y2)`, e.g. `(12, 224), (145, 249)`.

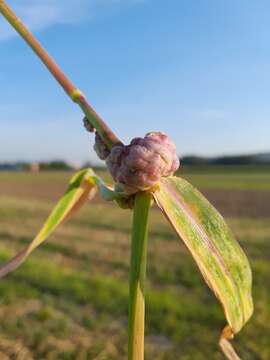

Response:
(29, 162), (40, 173)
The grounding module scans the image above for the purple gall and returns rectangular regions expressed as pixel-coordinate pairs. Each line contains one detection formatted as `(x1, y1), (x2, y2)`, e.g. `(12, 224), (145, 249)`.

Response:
(106, 132), (180, 194)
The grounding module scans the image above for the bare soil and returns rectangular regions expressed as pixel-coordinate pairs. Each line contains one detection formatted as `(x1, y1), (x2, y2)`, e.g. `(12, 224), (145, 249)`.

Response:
(1, 178), (269, 218)
(202, 189), (270, 218)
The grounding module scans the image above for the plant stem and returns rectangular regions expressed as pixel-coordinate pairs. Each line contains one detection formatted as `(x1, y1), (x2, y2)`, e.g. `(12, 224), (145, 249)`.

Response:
(0, 0), (121, 149)
(128, 192), (152, 360)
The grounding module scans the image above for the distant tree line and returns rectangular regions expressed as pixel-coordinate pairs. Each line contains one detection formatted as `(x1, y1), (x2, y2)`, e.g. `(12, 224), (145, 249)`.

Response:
(0, 153), (270, 171)
(39, 161), (74, 171)
(0, 161), (75, 171)
(0, 162), (27, 171)
(181, 153), (270, 166)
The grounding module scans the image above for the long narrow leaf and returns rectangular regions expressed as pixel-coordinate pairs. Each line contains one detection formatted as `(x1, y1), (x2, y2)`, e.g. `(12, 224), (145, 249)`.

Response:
(0, 169), (97, 277)
(153, 176), (253, 357)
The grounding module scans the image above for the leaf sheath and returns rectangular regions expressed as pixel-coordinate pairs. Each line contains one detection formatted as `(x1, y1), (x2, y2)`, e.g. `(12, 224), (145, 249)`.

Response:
(128, 192), (152, 360)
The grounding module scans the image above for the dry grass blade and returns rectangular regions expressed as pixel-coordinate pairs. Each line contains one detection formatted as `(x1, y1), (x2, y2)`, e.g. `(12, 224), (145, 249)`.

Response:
(0, 169), (97, 278)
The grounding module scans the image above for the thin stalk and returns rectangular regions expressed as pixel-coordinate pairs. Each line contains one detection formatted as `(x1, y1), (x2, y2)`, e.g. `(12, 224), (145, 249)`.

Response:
(0, 0), (121, 149)
(128, 192), (152, 360)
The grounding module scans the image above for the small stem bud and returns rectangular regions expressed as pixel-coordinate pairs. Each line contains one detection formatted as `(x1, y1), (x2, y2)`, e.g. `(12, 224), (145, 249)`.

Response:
(83, 117), (95, 133)
(94, 133), (111, 160)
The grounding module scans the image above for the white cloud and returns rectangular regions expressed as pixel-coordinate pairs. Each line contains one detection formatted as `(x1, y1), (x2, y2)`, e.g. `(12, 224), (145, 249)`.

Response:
(0, 0), (87, 40)
(0, 0), (142, 40)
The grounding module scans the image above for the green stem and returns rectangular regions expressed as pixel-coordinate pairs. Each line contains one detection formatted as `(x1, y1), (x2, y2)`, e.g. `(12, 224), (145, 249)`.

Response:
(128, 192), (152, 360)
(0, 0), (121, 149)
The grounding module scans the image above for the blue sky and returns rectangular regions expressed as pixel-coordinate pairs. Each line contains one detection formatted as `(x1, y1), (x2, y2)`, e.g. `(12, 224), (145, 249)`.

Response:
(0, 0), (269, 164)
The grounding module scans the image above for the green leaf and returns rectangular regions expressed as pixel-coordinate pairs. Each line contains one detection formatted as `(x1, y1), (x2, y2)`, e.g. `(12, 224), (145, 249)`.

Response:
(153, 176), (253, 357)
(0, 168), (97, 278)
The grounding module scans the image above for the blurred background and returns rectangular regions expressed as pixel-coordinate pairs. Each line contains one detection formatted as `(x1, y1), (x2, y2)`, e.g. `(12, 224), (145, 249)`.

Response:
(0, 0), (269, 359)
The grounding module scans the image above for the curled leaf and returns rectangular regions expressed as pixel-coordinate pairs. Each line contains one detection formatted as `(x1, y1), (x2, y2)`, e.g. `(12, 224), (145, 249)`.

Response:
(153, 176), (253, 358)
(0, 169), (97, 278)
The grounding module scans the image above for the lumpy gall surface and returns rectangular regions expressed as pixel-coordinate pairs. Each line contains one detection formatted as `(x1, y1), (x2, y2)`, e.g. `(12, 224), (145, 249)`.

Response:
(106, 132), (180, 194)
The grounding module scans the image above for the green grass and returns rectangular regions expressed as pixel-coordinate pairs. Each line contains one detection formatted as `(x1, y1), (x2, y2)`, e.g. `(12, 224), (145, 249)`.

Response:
(182, 173), (270, 190)
(1, 166), (270, 191)
(179, 165), (270, 190)
(0, 170), (269, 358)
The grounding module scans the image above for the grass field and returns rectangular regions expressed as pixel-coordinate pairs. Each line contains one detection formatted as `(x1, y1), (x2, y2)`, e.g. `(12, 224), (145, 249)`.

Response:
(0, 168), (269, 359)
